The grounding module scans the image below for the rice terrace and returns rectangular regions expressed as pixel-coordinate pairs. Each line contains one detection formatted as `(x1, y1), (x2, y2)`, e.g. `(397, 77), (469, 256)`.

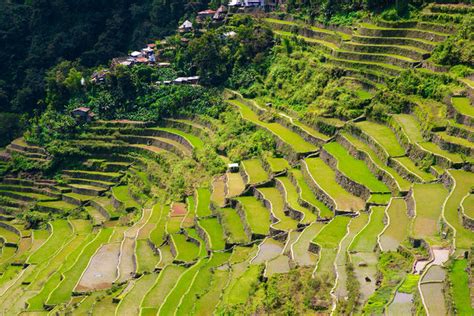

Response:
(0, 0), (473, 315)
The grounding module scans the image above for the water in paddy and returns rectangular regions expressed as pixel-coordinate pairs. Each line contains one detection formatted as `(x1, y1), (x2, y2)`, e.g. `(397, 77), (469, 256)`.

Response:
(251, 238), (284, 264)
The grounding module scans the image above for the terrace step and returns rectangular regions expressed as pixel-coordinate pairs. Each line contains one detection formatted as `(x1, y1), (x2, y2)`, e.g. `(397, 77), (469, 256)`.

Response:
(36, 200), (78, 213)
(341, 67), (391, 85)
(5, 146), (48, 159)
(446, 120), (474, 142)
(62, 177), (115, 189)
(328, 57), (404, 77)
(273, 30), (338, 54)
(116, 135), (192, 157)
(0, 184), (61, 199)
(62, 170), (122, 182)
(432, 131), (474, 157)
(357, 23), (449, 42)
(449, 96), (473, 127)
(67, 183), (108, 196)
(8, 138), (47, 155)
(219, 207), (250, 245)
(302, 157), (365, 214)
(340, 41), (430, 60)
(333, 50), (419, 68)
(0, 190), (58, 202)
(351, 35), (437, 52)
(375, 20), (457, 35)
(62, 192), (93, 206)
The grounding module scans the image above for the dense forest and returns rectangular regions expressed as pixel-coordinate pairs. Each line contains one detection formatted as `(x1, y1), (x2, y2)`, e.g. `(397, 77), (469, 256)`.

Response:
(0, 0), (210, 145)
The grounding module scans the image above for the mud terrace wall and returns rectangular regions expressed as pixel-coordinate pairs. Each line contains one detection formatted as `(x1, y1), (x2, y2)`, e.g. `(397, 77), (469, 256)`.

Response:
(320, 148), (371, 200)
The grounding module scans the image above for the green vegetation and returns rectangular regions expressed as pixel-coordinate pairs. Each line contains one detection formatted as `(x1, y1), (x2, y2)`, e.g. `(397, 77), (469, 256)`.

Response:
(258, 187), (299, 231)
(266, 157), (290, 173)
(195, 187), (212, 217)
(356, 120), (406, 157)
(46, 228), (113, 305)
(290, 169), (333, 219)
(235, 196), (271, 237)
(447, 259), (473, 315)
(411, 183), (449, 244)
(0, 3), (473, 314)
(170, 233), (200, 263)
(323, 142), (390, 192)
(198, 217), (226, 250)
(220, 208), (249, 244)
(305, 157), (365, 212)
(276, 176), (318, 224)
(379, 198), (410, 252)
(349, 206), (386, 252)
(452, 96), (474, 117)
(229, 99), (318, 153)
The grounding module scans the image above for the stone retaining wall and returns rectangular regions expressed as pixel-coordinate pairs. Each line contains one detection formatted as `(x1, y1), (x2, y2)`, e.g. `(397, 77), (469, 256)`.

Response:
(89, 199), (112, 220)
(275, 116), (327, 147)
(116, 135), (186, 158)
(334, 50), (417, 68)
(346, 123), (390, 162)
(62, 195), (83, 206)
(351, 35), (435, 52)
(337, 134), (403, 195)
(267, 21), (341, 46)
(404, 188), (415, 218)
(301, 160), (337, 214)
(446, 125), (474, 142)
(358, 27), (447, 42)
(120, 128), (194, 152)
(230, 199), (260, 241)
(287, 170), (324, 220)
(320, 148), (371, 200)
(432, 133), (473, 157)
(274, 179), (304, 222)
(387, 158), (423, 183)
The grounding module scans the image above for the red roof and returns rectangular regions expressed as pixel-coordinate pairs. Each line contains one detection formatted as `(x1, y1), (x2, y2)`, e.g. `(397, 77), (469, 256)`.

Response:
(147, 43), (156, 48)
(136, 57), (148, 63)
(73, 107), (90, 113)
(198, 9), (216, 15)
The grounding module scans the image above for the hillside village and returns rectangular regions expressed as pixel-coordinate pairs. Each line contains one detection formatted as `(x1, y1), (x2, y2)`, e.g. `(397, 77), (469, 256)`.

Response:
(0, 1), (473, 315)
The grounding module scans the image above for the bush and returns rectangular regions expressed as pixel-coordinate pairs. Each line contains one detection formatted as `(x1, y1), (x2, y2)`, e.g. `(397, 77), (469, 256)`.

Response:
(431, 14), (474, 67)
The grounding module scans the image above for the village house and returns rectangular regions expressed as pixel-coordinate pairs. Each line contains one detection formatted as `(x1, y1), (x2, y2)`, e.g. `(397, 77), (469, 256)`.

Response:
(178, 20), (193, 33)
(228, 0), (264, 7)
(90, 69), (109, 84)
(197, 9), (216, 21)
(71, 107), (95, 122)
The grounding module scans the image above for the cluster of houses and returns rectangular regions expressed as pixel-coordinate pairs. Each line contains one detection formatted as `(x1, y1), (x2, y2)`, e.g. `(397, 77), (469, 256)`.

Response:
(156, 76), (200, 86)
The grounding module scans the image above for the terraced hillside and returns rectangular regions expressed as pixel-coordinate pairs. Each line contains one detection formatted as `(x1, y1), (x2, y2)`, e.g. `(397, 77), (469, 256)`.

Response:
(0, 3), (473, 315)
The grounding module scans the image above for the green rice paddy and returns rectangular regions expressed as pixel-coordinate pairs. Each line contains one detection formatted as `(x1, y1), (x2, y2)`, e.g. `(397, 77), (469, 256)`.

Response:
(304, 157), (365, 212)
(323, 142), (390, 192)
(356, 120), (406, 157)
(241, 159), (269, 185)
(229, 99), (318, 153)
(235, 196), (271, 237)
